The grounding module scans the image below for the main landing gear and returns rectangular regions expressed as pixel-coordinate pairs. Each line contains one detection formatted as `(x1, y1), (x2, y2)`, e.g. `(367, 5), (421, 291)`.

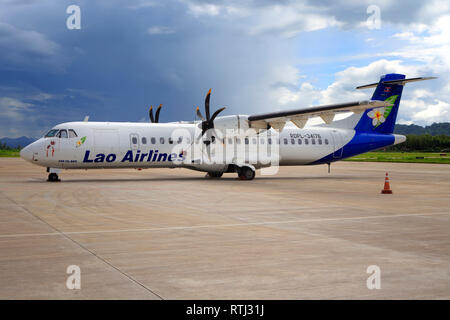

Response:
(237, 166), (255, 181)
(205, 166), (256, 180)
(206, 172), (224, 179)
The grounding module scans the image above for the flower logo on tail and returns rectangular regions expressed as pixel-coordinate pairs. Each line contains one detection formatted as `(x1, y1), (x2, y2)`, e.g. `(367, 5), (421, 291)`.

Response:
(368, 108), (386, 127)
(367, 95), (398, 128)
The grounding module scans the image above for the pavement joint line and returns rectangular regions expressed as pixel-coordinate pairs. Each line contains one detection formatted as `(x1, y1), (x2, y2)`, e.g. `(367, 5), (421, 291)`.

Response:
(0, 190), (164, 300)
(0, 211), (449, 239)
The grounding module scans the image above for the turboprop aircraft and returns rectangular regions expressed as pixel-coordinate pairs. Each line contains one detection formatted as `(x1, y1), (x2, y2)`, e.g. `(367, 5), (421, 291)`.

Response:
(20, 73), (435, 181)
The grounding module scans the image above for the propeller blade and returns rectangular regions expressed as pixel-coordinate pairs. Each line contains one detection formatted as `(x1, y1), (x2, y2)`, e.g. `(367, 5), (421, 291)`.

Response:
(205, 88), (211, 121)
(149, 106), (155, 123)
(196, 106), (205, 121)
(155, 104), (162, 123)
(210, 107), (226, 122)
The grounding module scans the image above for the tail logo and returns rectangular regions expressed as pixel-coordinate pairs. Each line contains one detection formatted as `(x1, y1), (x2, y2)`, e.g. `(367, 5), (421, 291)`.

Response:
(367, 95), (398, 128)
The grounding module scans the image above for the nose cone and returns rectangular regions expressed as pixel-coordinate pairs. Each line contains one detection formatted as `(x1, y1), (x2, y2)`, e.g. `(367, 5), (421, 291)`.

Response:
(20, 144), (33, 162)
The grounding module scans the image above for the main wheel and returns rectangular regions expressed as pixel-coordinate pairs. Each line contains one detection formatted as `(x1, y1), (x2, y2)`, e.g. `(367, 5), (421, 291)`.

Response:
(47, 173), (60, 182)
(238, 166), (255, 180)
(206, 172), (223, 179)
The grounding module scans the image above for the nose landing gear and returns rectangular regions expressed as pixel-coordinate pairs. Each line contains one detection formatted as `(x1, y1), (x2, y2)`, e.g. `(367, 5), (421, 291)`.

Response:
(47, 173), (60, 182)
(46, 168), (61, 182)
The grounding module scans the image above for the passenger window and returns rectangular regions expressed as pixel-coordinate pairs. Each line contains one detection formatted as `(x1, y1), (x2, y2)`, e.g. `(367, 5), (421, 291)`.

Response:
(298, 139), (302, 145)
(283, 138), (288, 145)
(228, 138), (233, 144)
(142, 137), (147, 144)
(318, 139), (322, 145)
(325, 138), (329, 145)
(132, 137), (138, 144)
(305, 139), (309, 145)
(160, 137), (165, 144)
(260, 138), (265, 144)
(177, 137), (182, 144)
(312, 139), (316, 145)
(245, 138), (249, 145)
(57, 129), (68, 138)
(252, 138), (257, 144)
(268, 138), (272, 145)
(168, 137), (173, 144)
(291, 139), (295, 145)
(151, 137), (156, 144)
(68, 129), (78, 138)
(236, 138), (241, 144)
(186, 137), (191, 144)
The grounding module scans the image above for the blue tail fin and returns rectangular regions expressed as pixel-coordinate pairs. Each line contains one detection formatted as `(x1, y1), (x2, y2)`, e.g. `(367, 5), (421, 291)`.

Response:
(354, 73), (405, 134)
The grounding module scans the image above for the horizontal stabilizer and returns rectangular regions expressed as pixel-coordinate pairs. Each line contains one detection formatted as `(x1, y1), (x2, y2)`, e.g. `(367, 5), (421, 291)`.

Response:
(356, 76), (437, 90)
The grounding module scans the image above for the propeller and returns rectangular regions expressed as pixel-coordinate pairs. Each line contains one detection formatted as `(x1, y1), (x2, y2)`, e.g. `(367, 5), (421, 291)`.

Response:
(195, 89), (226, 160)
(149, 104), (162, 123)
(196, 89), (226, 138)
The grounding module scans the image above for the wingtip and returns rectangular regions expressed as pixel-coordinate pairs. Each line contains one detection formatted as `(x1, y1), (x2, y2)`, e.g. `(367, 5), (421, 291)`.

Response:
(207, 88), (212, 95)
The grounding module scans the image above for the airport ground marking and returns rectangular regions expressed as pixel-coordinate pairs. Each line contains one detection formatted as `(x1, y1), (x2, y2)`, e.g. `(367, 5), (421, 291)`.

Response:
(0, 190), (164, 300)
(1, 211), (449, 239)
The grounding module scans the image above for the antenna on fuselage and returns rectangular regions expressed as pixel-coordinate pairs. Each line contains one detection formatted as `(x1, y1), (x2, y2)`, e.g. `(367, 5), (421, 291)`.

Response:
(83, 116), (89, 122)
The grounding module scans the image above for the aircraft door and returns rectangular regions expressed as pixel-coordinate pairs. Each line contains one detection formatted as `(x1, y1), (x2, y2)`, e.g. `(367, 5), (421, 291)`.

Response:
(331, 131), (344, 158)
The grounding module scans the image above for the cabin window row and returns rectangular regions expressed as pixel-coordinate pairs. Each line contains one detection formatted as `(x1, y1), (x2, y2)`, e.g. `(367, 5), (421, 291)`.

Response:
(137, 136), (192, 145)
(223, 137), (329, 145)
(282, 138), (329, 145)
(135, 136), (329, 146)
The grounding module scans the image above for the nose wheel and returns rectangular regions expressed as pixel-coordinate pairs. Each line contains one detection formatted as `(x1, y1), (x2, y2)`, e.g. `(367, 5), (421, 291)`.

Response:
(47, 173), (60, 182)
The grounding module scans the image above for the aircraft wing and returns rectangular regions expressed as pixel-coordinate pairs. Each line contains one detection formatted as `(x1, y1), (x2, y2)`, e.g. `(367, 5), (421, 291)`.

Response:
(247, 100), (390, 131)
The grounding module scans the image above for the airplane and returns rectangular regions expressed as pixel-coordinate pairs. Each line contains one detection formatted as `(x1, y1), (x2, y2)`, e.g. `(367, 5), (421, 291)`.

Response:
(20, 73), (436, 181)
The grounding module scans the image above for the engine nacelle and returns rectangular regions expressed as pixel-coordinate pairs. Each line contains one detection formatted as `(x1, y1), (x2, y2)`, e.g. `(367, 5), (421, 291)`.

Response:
(211, 115), (251, 137)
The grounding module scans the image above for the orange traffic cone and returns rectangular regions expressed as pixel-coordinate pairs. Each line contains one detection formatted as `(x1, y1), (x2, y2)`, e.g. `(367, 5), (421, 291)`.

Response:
(381, 172), (393, 194)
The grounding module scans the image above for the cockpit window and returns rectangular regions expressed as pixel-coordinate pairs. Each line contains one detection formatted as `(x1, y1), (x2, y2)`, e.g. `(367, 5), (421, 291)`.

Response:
(57, 129), (68, 138)
(68, 129), (78, 138)
(45, 129), (59, 137)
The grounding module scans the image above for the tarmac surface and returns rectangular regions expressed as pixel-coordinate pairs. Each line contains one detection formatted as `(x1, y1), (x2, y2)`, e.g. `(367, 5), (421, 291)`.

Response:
(0, 157), (449, 299)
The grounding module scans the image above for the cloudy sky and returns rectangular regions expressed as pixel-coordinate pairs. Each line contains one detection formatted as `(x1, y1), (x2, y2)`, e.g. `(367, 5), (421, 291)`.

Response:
(0, 0), (449, 138)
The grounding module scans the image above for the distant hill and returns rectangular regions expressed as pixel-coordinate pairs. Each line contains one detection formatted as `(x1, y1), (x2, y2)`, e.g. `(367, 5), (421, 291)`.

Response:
(394, 122), (450, 135)
(0, 122), (448, 149)
(0, 136), (36, 149)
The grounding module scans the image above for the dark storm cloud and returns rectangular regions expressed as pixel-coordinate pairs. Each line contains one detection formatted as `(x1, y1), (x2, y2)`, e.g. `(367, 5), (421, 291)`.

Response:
(0, 0), (448, 137)
(0, 0), (294, 137)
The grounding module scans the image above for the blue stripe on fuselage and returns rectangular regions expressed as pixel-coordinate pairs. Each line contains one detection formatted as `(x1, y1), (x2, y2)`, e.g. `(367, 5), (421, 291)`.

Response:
(310, 133), (395, 165)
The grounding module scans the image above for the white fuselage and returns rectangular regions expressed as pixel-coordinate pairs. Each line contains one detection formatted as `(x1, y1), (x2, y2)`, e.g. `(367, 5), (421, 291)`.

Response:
(20, 121), (355, 172)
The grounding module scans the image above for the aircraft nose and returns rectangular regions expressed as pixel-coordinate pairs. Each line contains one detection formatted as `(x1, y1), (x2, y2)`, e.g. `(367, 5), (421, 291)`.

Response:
(20, 145), (33, 162)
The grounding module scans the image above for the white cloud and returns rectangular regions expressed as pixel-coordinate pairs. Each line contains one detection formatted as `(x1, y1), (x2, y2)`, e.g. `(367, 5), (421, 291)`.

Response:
(147, 26), (176, 35)
(184, 1), (220, 17)
(268, 58), (449, 126)
(0, 97), (33, 121)
(183, 1), (343, 37)
(0, 22), (63, 71)
(127, 0), (158, 10)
